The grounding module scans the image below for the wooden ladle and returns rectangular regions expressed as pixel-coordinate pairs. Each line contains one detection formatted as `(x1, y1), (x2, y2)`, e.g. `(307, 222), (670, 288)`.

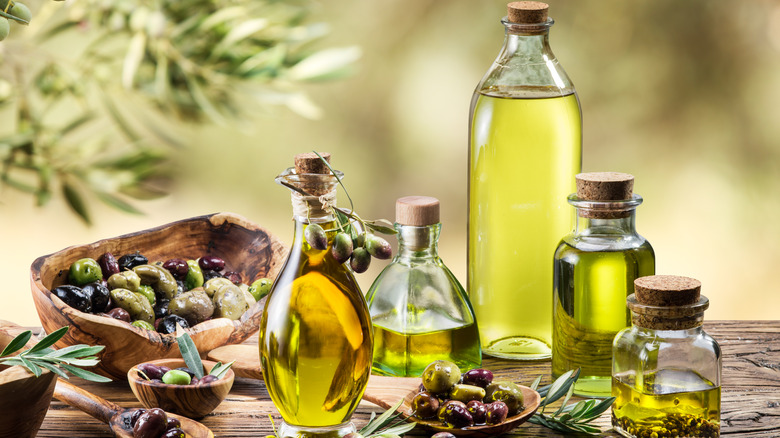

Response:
(54, 379), (214, 438)
(209, 345), (541, 437)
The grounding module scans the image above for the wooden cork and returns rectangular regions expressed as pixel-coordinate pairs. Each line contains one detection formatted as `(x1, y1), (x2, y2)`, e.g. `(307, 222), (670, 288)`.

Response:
(396, 196), (440, 226)
(634, 275), (702, 307)
(294, 152), (331, 175)
(575, 172), (635, 219)
(507, 2), (548, 24)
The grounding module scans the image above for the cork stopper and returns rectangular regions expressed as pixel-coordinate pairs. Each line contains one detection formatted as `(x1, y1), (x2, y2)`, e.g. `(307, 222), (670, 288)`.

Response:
(628, 275), (707, 330)
(396, 196), (440, 226)
(294, 152), (331, 175)
(576, 172), (634, 201)
(507, 2), (548, 24)
(634, 275), (701, 307)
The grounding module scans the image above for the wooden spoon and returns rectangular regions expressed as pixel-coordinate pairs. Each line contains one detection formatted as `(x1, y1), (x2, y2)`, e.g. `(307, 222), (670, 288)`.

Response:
(54, 379), (214, 438)
(209, 344), (541, 437)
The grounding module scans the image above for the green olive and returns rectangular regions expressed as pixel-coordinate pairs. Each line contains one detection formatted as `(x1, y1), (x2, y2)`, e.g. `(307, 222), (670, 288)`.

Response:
(185, 260), (204, 290)
(421, 360), (461, 394)
(484, 381), (524, 415)
(135, 284), (156, 306)
(131, 320), (155, 331)
(212, 284), (249, 320)
(110, 288), (154, 324)
(248, 278), (272, 301)
(9, 2), (31, 23)
(0, 18), (9, 42)
(133, 264), (178, 300)
(162, 369), (191, 385)
(449, 384), (486, 403)
(168, 289), (214, 326)
(68, 258), (103, 286)
(107, 270), (141, 291)
(203, 277), (233, 298)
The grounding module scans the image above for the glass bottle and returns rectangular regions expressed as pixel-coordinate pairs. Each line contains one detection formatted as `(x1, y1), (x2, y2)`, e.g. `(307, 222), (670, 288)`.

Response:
(552, 172), (655, 397)
(260, 153), (373, 438)
(367, 196), (481, 377)
(468, 1), (582, 360)
(612, 275), (721, 438)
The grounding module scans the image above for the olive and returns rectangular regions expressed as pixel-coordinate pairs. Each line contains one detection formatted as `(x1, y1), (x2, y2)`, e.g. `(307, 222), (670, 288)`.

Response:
(223, 271), (242, 284)
(137, 363), (165, 380)
(185, 260), (204, 290)
(168, 289), (214, 326)
(365, 234), (392, 260)
(157, 314), (189, 334)
(161, 428), (185, 438)
(106, 307), (131, 322)
(98, 252), (120, 279)
(248, 278), (272, 301)
(109, 288), (155, 324)
(131, 320), (155, 331)
(450, 383), (486, 403)
(431, 433), (457, 438)
(0, 18), (8, 42)
(190, 377), (200, 385)
(437, 400), (466, 422)
(154, 298), (170, 319)
(162, 369), (191, 385)
(304, 223), (328, 250)
(484, 381), (524, 415)
(108, 270), (141, 292)
(199, 255), (225, 272)
(136, 285), (156, 306)
(133, 408), (167, 438)
(411, 391), (439, 419)
(212, 284), (250, 320)
(199, 375), (218, 385)
(129, 409), (146, 427)
(203, 277), (233, 298)
(350, 247), (371, 273)
(422, 360), (461, 394)
(485, 401), (509, 425)
(51, 285), (91, 313)
(202, 269), (223, 282)
(175, 367), (195, 378)
(118, 252), (148, 271)
(466, 400), (487, 424)
(331, 232), (353, 263)
(462, 368), (494, 388)
(9, 2), (31, 23)
(82, 282), (111, 313)
(133, 264), (178, 300)
(162, 259), (189, 279)
(166, 417), (181, 430)
(69, 258), (103, 286)
(442, 403), (474, 428)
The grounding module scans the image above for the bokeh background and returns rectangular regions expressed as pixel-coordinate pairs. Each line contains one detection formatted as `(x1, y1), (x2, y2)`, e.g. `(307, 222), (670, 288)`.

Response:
(2, 0), (779, 325)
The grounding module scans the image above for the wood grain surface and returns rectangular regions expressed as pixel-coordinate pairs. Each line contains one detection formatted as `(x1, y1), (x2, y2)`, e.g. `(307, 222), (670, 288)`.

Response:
(32, 321), (780, 437)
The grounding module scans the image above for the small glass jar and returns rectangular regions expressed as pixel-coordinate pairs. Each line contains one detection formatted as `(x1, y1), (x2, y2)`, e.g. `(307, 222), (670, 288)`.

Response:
(612, 275), (721, 438)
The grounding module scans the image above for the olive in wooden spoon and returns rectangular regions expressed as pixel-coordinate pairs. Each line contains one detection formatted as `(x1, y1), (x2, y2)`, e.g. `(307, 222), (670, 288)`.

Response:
(53, 379), (213, 438)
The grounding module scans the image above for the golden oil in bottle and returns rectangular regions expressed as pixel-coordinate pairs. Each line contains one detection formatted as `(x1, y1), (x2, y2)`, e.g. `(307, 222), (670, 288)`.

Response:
(469, 87), (581, 359)
(612, 370), (720, 438)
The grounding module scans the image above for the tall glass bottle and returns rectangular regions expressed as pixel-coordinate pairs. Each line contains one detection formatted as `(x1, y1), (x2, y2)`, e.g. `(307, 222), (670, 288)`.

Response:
(469, 1), (582, 359)
(367, 196), (481, 377)
(552, 172), (655, 397)
(260, 153), (373, 438)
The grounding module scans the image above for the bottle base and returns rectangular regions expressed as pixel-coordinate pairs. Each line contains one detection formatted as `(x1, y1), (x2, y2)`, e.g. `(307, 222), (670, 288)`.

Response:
(277, 421), (356, 438)
(483, 336), (551, 360)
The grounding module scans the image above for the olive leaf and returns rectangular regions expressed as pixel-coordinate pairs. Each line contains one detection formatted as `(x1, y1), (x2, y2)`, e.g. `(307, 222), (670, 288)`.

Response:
(358, 398), (416, 437)
(176, 332), (204, 380)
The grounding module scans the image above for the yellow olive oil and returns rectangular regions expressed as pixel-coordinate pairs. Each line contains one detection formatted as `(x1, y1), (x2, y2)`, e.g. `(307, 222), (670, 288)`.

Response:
(553, 244), (655, 396)
(371, 321), (481, 377)
(612, 370), (720, 438)
(260, 220), (373, 428)
(468, 86), (582, 359)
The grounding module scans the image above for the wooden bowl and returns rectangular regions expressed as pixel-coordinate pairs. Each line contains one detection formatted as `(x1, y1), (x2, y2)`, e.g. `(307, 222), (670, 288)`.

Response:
(30, 212), (287, 380)
(128, 359), (234, 418)
(0, 322), (58, 438)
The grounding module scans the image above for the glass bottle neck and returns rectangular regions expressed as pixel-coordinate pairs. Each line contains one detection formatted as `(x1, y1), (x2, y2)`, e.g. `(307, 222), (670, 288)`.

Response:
(290, 190), (337, 224)
(501, 27), (553, 64)
(574, 211), (637, 236)
(396, 223), (441, 260)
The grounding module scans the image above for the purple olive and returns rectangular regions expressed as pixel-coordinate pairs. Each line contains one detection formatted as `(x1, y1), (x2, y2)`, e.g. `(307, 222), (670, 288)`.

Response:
(462, 368), (494, 388)
(190, 377), (199, 385)
(129, 409), (146, 427)
(198, 256), (225, 272)
(486, 401), (509, 425)
(223, 271), (242, 284)
(137, 363), (165, 380)
(166, 417), (181, 430)
(365, 234), (392, 260)
(99, 252), (120, 279)
(199, 375), (218, 385)
(106, 307), (131, 322)
(437, 400), (467, 423)
(442, 403), (474, 428)
(467, 400), (487, 424)
(432, 433), (457, 438)
(162, 259), (189, 279)
(133, 408), (167, 438)
(411, 391), (439, 419)
(161, 428), (185, 438)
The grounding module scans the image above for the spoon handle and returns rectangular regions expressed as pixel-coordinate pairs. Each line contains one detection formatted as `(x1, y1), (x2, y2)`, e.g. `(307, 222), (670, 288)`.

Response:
(54, 379), (122, 425)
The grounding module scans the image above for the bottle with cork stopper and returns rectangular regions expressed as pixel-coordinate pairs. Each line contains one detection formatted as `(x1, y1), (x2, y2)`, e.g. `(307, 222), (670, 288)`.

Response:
(612, 275), (721, 438)
(366, 196), (481, 377)
(552, 172), (655, 397)
(468, 1), (582, 360)
(260, 152), (373, 438)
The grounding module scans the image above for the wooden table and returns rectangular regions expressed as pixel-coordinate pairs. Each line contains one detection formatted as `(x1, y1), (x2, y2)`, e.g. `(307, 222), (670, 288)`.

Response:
(35, 321), (780, 437)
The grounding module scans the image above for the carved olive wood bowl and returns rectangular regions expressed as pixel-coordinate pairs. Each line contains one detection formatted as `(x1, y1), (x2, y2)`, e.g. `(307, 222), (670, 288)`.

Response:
(0, 321), (58, 438)
(128, 359), (234, 418)
(30, 212), (288, 380)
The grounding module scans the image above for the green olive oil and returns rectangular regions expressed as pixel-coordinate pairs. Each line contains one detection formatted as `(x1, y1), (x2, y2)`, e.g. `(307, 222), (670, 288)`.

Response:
(469, 87), (581, 359)
(612, 370), (720, 438)
(553, 244), (655, 396)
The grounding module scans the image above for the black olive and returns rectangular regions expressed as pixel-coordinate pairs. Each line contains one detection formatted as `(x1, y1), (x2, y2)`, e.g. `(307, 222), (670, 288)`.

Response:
(51, 285), (92, 313)
(82, 282), (110, 313)
(118, 252), (148, 271)
(202, 269), (223, 282)
(157, 314), (189, 335)
(154, 299), (170, 319)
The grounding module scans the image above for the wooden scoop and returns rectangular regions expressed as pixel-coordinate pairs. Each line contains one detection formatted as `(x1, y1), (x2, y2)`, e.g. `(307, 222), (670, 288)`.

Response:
(54, 379), (214, 438)
(209, 344), (541, 437)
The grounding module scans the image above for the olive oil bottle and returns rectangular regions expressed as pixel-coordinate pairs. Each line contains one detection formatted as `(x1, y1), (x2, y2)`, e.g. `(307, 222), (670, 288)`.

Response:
(260, 154), (373, 437)
(368, 197), (481, 377)
(469, 2), (581, 360)
(552, 173), (655, 397)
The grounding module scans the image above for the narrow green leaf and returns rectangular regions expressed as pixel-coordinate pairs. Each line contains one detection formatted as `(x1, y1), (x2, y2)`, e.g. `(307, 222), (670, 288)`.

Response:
(123, 32), (147, 89)
(553, 383), (575, 417)
(18, 355), (42, 377)
(0, 330), (32, 357)
(209, 360), (234, 379)
(100, 93), (142, 142)
(0, 9), (29, 24)
(360, 398), (403, 436)
(581, 396), (616, 420)
(530, 375), (543, 391)
(364, 221), (397, 235)
(177, 332), (204, 379)
(56, 357), (101, 367)
(34, 361), (70, 379)
(60, 364), (112, 383)
(374, 421), (416, 436)
(541, 369), (574, 407)
(569, 400), (589, 418)
(26, 326), (68, 354)
(46, 345), (105, 359)
(60, 113), (96, 135)
(63, 182), (91, 225)
(96, 192), (144, 215)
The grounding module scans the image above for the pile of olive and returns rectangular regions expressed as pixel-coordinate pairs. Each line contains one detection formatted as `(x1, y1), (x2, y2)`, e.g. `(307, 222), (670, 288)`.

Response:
(52, 251), (273, 334)
(137, 363), (220, 386)
(411, 360), (525, 429)
(304, 224), (392, 273)
(128, 407), (184, 438)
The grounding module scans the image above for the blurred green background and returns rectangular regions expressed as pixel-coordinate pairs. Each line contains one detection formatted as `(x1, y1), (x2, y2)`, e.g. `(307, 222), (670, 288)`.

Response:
(2, 0), (779, 325)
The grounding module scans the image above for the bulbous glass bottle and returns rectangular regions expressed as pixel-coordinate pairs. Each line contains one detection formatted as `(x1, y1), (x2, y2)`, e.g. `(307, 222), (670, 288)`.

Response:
(468, 1), (582, 360)
(260, 155), (373, 438)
